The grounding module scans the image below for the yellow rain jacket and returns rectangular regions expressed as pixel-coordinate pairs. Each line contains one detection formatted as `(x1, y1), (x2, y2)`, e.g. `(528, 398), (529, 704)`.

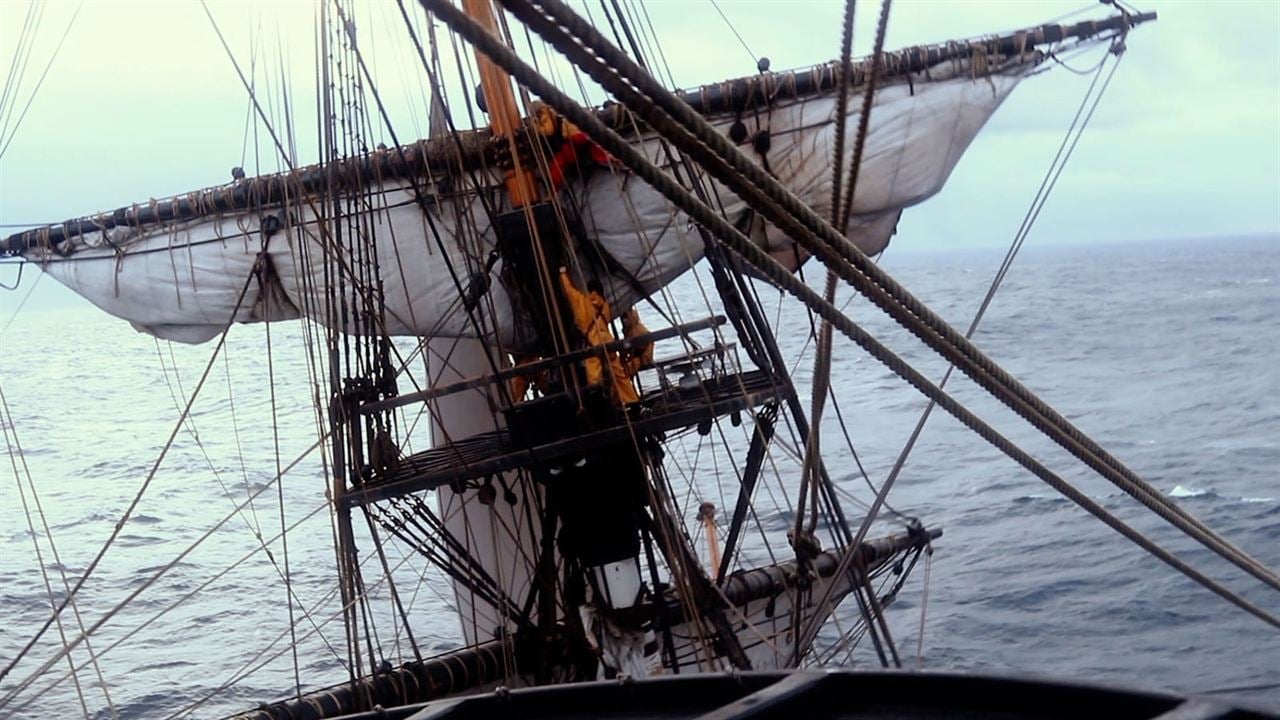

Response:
(509, 354), (547, 401)
(621, 308), (654, 377)
(559, 269), (639, 405)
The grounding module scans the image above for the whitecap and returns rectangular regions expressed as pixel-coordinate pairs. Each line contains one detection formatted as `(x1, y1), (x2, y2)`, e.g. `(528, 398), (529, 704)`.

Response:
(1241, 496), (1275, 504)
(1170, 485), (1209, 498)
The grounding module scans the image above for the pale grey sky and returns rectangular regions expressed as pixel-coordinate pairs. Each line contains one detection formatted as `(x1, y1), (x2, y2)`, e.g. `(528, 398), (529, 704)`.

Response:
(0, 0), (1277, 309)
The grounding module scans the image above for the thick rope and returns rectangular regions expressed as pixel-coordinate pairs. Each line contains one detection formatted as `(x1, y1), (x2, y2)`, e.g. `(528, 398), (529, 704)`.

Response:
(420, 0), (1280, 632)
(799, 0), (899, 668)
(836, 0), (892, 237)
(498, 0), (1280, 596)
(797, 0), (863, 557)
(807, 0), (891, 541)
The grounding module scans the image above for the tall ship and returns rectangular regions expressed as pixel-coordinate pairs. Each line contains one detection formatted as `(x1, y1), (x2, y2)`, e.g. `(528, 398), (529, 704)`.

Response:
(1, 1), (1275, 718)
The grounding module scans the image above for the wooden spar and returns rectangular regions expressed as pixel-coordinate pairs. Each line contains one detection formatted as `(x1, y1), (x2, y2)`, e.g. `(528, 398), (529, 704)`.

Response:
(463, 0), (539, 207)
(717, 403), (777, 582)
(230, 639), (514, 720)
(698, 503), (722, 572)
(717, 527), (941, 609)
(229, 526), (939, 720)
(674, 11), (1156, 117)
(0, 11), (1153, 256)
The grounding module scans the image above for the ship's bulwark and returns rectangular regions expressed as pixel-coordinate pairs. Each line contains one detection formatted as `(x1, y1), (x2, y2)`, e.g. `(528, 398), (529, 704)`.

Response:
(19, 58), (1028, 345)
(230, 529), (937, 720)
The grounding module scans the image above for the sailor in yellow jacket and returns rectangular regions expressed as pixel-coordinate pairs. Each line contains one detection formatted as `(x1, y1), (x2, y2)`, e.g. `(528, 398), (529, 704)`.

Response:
(508, 353), (548, 402)
(621, 307), (654, 377)
(558, 267), (640, 405)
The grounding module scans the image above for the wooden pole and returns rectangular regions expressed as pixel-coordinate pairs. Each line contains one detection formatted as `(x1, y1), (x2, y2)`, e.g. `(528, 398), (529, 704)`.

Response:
(698, 502), (721, 572)
(461, 0), (539, 206)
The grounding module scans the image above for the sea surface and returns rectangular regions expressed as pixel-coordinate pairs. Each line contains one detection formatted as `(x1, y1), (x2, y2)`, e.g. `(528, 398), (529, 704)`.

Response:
(1, 234), (1277, 717)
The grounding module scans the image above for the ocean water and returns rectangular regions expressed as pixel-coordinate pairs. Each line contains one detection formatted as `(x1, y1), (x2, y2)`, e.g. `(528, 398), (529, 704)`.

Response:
(1, 234), (1277, 717)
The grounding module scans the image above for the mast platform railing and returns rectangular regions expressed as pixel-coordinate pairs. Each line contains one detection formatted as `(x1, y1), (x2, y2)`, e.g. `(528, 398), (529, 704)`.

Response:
(344, 366), (780, 508)
(357, 314), (728, 417)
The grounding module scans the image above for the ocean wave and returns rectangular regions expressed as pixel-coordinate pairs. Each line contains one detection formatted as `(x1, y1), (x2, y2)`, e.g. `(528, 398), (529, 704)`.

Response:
(1167, 484), (1273, 505)
(1011, 493), (1071, 507)
(6, 235), (1279, 715)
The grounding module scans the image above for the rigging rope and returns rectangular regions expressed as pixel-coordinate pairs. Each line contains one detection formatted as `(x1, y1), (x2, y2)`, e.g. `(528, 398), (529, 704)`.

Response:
(0, 442), (336, 712)
(798, 0), (898, 669)
(914, 543), (932, 669)
(0, 0), (44, 153)
(881, 37), (1124, 519)
(0, 268), (40, 337)
(0, 264), (261, 687)
(7, 497), (336, 715)
(162, 540), (430, 720)
(806, 29), (1139, 656)
(150, 336), (339, 661)
(418, 0), (1280, 633)
(0, 0), (81, 161)
(1, 386), (101, 718)
(707, 0), (757, 64)
(200, 4), (526, 681)
(3, 299), (481, 707)
(796, 0), (864, 564)
(263, 285), (303, 700)
(492, 0), (1280, 599)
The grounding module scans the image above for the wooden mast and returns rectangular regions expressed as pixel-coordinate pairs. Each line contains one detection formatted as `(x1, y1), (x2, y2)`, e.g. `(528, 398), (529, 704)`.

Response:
(462, 0), (539, 207)
(431, 0), (542, 650)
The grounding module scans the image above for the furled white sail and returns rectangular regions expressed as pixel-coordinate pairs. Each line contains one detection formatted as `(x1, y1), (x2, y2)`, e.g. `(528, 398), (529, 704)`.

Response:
(21, 57), (1031, 345)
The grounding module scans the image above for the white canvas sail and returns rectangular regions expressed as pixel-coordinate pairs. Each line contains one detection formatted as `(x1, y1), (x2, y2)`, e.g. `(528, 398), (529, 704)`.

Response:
(18, 56), (1032, 345)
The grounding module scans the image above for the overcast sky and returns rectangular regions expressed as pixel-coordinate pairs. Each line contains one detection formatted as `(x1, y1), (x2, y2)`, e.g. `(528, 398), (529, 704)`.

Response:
(0, 0), (1277, 310)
